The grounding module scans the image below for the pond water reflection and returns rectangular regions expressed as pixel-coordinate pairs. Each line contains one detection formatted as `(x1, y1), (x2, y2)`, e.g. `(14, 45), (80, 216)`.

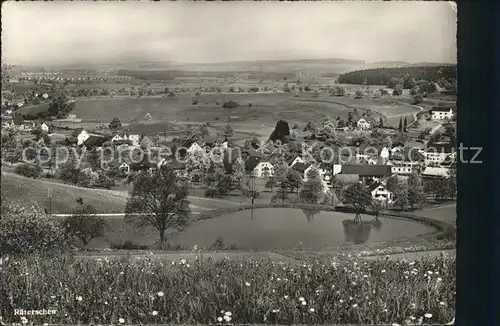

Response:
(167, 208), (435, 250)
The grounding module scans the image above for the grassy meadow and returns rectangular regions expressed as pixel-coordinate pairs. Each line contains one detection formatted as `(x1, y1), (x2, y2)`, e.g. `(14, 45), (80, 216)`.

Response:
(0, 254), (455, 325)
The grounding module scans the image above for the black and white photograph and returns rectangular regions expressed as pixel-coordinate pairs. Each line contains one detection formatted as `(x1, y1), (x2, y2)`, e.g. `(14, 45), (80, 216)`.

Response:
(1, 1), (457, 325)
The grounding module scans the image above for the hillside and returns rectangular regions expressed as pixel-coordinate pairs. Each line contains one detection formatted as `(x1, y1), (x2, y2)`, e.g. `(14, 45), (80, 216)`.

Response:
(1, 171), (127, 214)
(337, 65), (457, 86)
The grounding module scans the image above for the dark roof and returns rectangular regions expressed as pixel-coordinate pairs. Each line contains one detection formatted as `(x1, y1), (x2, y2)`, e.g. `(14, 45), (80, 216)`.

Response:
(292, 162), (310, 173)
(341, 165), (392, 177)
(72, 128), (84, 136)
(247, 149), (267, 159)
(83, 135), (105, 148)
(391, 147), (425, 162)
(369, 181), (383, 192)
(245, 156), (262, 172)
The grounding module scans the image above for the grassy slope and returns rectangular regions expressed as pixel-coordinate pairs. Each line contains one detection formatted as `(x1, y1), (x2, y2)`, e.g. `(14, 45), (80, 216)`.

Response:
(1, 172), (127, 214)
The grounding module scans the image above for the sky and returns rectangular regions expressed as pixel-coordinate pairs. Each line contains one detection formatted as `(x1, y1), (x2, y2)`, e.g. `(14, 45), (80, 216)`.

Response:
(2, 1), (457, 66)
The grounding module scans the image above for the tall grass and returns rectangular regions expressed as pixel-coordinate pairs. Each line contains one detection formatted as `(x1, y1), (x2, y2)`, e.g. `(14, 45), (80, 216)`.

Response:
(1, 254), (455, 325)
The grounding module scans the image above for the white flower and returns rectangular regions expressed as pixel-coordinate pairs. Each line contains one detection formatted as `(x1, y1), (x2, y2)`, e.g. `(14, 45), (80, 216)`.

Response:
(352, 304), (358, 308)
(76, 295), (83, 301)
(157, 291), (164, 297)
(392, 324), (401, 326)
(381, 269), (386, 273)
(440, 301), (446, 306)
(118, 318), (125, 323)
(217, 317), (223, 322)
(223, 315), (232, 322)
(299, 297), (305, 302)
(224, 311), (232, 316)
(284, 295), (289, 299)
(437, 277), (443, 282)
(152, 311), (158, 316)
(104, 301), (108, 305)
(272, 309), (280, 313)
(301, 301), (307, 306)
(410, 316), (416, 320)
(120, 271), (124, 275)
(245, 282), (251, 287)
(309, 308), (315, 313)
(180, 259), (187, 264)
(424, 313), (433, 318)
(50, 295), (56, 299)
(20, 317), (28, 324)
(339, 299), (344, 303)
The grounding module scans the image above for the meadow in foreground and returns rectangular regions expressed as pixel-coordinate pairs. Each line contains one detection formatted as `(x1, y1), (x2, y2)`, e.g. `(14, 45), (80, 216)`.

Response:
(1, 254), (455, 325)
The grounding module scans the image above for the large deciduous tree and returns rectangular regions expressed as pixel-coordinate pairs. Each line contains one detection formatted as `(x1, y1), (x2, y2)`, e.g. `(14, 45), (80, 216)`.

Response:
(343, 183), (372, 222)
(64, 200), (104, 247)
(125, 167), (191, 249)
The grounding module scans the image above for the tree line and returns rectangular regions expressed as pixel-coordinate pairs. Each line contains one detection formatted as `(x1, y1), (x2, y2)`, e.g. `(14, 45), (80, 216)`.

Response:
(337, 65), (457, 87)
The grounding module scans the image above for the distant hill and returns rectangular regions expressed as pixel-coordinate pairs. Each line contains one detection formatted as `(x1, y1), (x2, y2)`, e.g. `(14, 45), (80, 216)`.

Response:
(337, 65), (457, 86)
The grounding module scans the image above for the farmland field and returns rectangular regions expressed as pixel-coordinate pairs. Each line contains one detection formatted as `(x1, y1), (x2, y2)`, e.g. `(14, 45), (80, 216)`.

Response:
(65, 90), (419, 126)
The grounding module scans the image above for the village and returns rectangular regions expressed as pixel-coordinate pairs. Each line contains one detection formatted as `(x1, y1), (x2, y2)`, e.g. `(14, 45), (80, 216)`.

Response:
(1, 95), (456, 211)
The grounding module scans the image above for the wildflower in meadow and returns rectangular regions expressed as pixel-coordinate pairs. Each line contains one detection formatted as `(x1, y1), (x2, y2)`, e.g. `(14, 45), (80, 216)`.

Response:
(352, 304), (358, 308)
(425, 313), (433, 319)
(118, 318), (125, 323)
(309, 308), (315, 313)
(157, 291), (164, 297)
(224, 312), (232, 317)
(299, 297), (305, 302)
(284, 295), (289, 299)
(20, 317), (28, 324)
(76, 296), (83, 301)
(223, 315), (232, 322)
(151, 311), (158, 316)
(217, 317), (223, 322)
(301, 301), (307, 306)
(245, 282), (251, 287)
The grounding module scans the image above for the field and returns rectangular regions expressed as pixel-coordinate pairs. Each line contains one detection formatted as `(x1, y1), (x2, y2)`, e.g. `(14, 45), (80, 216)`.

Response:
(50, 91), (418, 130)
(1, 254), (456, 325)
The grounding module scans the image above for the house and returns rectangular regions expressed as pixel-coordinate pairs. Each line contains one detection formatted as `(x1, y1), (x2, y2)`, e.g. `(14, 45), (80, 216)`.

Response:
(340, 165), (392, 185)
(187, 142), (204, 155)
(356, 118), (372, 130)
(128, 134), (140, 146)
(253, 161), (274, 178)
(83, 135), (106, 150)
(72, 128), (89, 145)
(420, 143), (455, 166)
(369, 182), (394, 206)
(391, 161), (421, 175)
(440, 152), (456, 167)
(431, 107), (454, 120)
(111, 134), (123, 142)
(40, 122), (49, 132)
(288, 155), (305, 167)
(119, 162), (130, 175)
(292, 162), (311, 177)
(421, 166), (450, 179)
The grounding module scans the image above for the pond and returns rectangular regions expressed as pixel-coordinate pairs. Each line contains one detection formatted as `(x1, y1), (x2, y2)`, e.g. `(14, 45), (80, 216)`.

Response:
(166, 208), (436, 250)
(89, 208), (436, 250)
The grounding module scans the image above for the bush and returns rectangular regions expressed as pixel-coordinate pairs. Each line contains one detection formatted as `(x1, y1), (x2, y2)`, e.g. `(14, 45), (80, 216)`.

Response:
(110, 241), (149, 250)
(191, 99), (198, 105)
(222, 100), (239, 109)
(14, 163), (42, 179)
(204, 188), (220, 198)
(0, 200), (70, 257)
